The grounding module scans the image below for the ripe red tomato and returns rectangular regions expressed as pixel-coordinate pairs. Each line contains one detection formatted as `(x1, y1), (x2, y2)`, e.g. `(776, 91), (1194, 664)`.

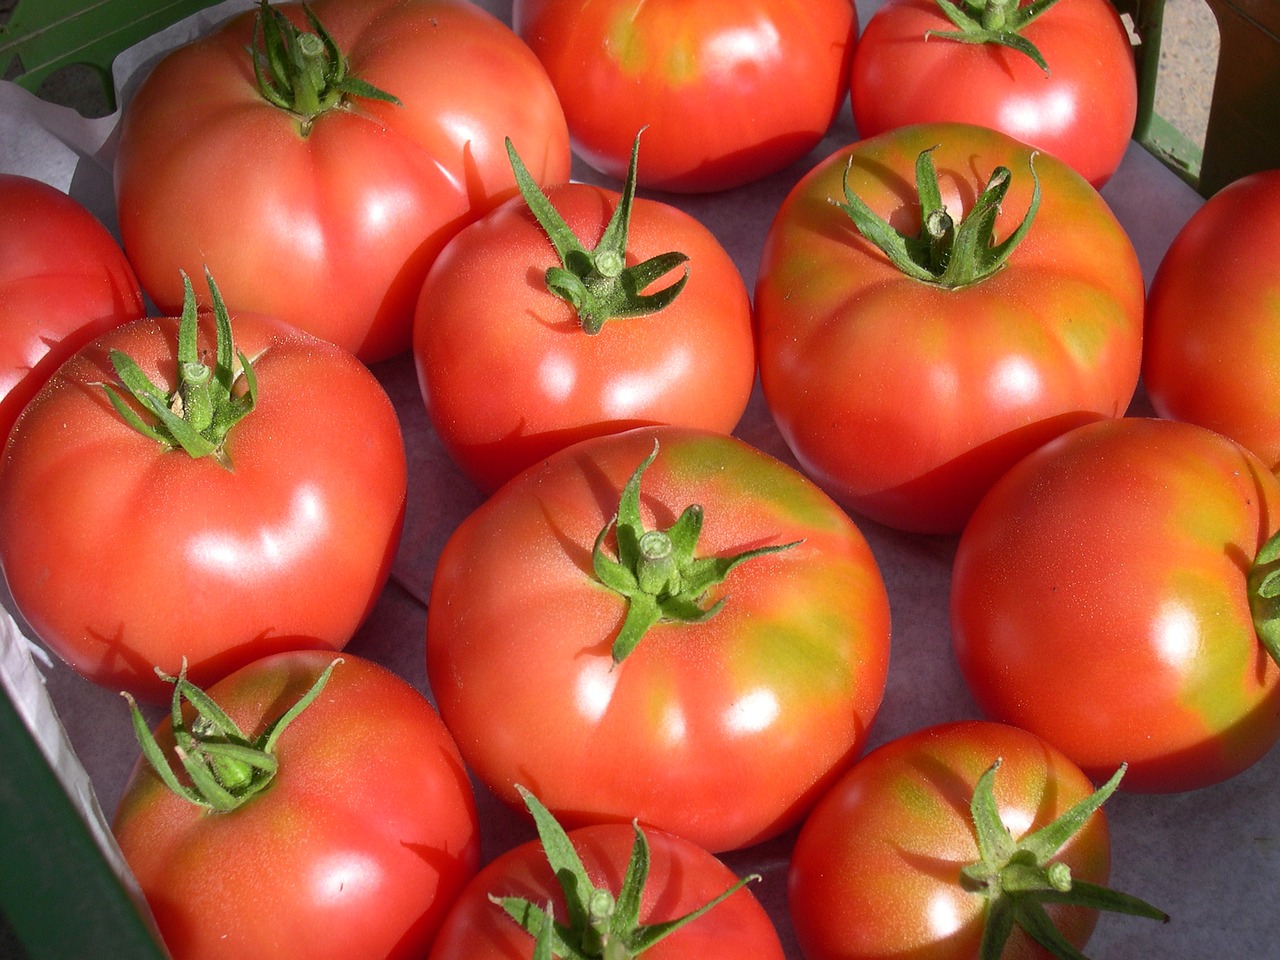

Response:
(412, 138), (755, 493)
(789, 721), (1164, 960)
(850, 0), (1137, 188)
(0, 174), (145, 447)
(113, 651), (480, 960)
(512, 0), (857, 192)
(115, 0), (570, 362)
(425, 426), (891, 853)
(754, 122), (1144, 534)
(1143, 169), (1280, 471)
(429, 796), (784, 960)
(952, 417), (1280, 792)
(0, 278), (407, 702)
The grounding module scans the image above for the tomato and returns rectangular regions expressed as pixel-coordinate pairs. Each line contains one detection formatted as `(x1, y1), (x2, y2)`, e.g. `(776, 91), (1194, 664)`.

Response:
(952, 417), (1280, 793)
(412, 136), (755, 493)
(113, 650), (480, 960)
(425, 426), (891, 853)
(0, 174), (145, 448)
(0, 275), (407, 702)
(754, 122), (1144, 534)
(1143, 168), (1280, 471)
(114, 0), (571, 362)
(789, 721), (1165, 960)
(429, 790), (785, 960)
(512, 0), (857, 192)
(849, 0), (1137, 188)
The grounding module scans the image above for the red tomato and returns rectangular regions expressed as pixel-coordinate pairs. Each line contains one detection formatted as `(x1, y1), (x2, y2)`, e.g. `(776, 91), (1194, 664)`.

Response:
(0, 174), (145, 447)
(512, 0), (857, 192)
(115, 0), (570, 362)
(0, 282), (407, 702)
(425, 426), (891, 853)
(429, 815), (784, 960)
(850, 0), (1137, 188)
(754, 122), (1144, 534)
(952, 417), (1280, 792)
(113, 651), (480, 960)
(412, 140), (755, 493)
(1143, 169), (1280, 470)
(789, 721), (1163, 960)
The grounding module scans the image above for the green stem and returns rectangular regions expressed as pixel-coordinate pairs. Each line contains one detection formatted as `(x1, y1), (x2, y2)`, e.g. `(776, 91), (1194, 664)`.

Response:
(928, 0), (1066, 74)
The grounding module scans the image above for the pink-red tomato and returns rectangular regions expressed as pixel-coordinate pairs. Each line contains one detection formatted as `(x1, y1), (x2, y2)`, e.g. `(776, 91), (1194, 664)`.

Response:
(1143, 168), (1280, 470)
(754, 122), (1144, 534)
(0, 174), (145, 447)
(425, 426), (891, 853)
(952, 417), (1280, 792)
(428, 820), (784, 960)
(512, 0), (857, 192)
(115, 0), (570, 362)
(412, 175), (755, 493)
(0, 306), (407, 702)
(113, 650), (480, 960)
(789, 721), (1119, 960)
(850, 0), (1137, 188)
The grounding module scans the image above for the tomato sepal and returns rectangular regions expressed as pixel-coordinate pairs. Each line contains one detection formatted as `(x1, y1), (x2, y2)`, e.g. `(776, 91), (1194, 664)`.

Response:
(102, 270), (257, 468)
(959, 760), (1167, 960)
(507, 132), (690, 335)
(591, 442), (800, 664)
(493, 787), (761, 960)
(123, 657), (340, 813)
(251, 0), (401, 128)
(1247, 527), (1280, 667)
(928, 0), (1065, 74)
(833, 145), (1040, 290)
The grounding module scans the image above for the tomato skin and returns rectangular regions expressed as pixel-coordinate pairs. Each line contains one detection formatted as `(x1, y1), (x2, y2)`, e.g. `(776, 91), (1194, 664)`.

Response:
(112, 650), (481, 960)
(114, 0), (571, 362)
(1143, 169), (1280, 471)
(951, 417), (1280, 792)
(789, 721), (1111, 960)
(0, 310), (407, 702)
(425, 426), (891, 853)
(0, 174), (145, 447)
(428, 821), (785, 960)
(412, 182), (755, 493)
(512, 0), (857, 192)
(850, 0), (1136, 188)
(754, 122), (1144, 534)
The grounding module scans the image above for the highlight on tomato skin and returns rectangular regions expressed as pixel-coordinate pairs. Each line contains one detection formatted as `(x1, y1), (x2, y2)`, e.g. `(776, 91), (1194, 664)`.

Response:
(425, 425), (892, 855)
(951, 417), (1280, 794)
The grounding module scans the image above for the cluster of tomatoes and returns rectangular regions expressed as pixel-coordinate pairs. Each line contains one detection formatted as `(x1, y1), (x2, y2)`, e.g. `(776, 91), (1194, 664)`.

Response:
(2, 0), (1279, 958)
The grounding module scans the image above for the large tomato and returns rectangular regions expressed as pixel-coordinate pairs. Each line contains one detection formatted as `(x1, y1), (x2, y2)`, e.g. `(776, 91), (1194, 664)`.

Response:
(0, 174), (145, 447)
(512, 0), (857, 192)
(1143, 168), (1280, 471)
(425, 426), (891, 853)
(0, 276), (407, 702)
(951, 417), (1280, 792)
(850, 0), (1137, 188)
(429, 789), (784, 960)
(115, 0), (570, 362)
(413, 137), (755, 493)
(789, 721), (1165, 960)
(113, 651), (480, 960)
(754, 122), (1144, 534)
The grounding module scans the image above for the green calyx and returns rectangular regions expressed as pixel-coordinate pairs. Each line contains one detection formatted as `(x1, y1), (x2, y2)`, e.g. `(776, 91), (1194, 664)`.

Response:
(591, 442), (800, 665)
(1246, 528), (1280, 667)
(960, 760), (1168, 960)
(833, 145), (1040, 290)
(123, 659), (340, 813)
(102, 270), (257, 470)
(492, 786), (760, 960)
(928, 0), (1065, 75)
(507, 131), (690, 335)
(251, 0), (400, 130)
